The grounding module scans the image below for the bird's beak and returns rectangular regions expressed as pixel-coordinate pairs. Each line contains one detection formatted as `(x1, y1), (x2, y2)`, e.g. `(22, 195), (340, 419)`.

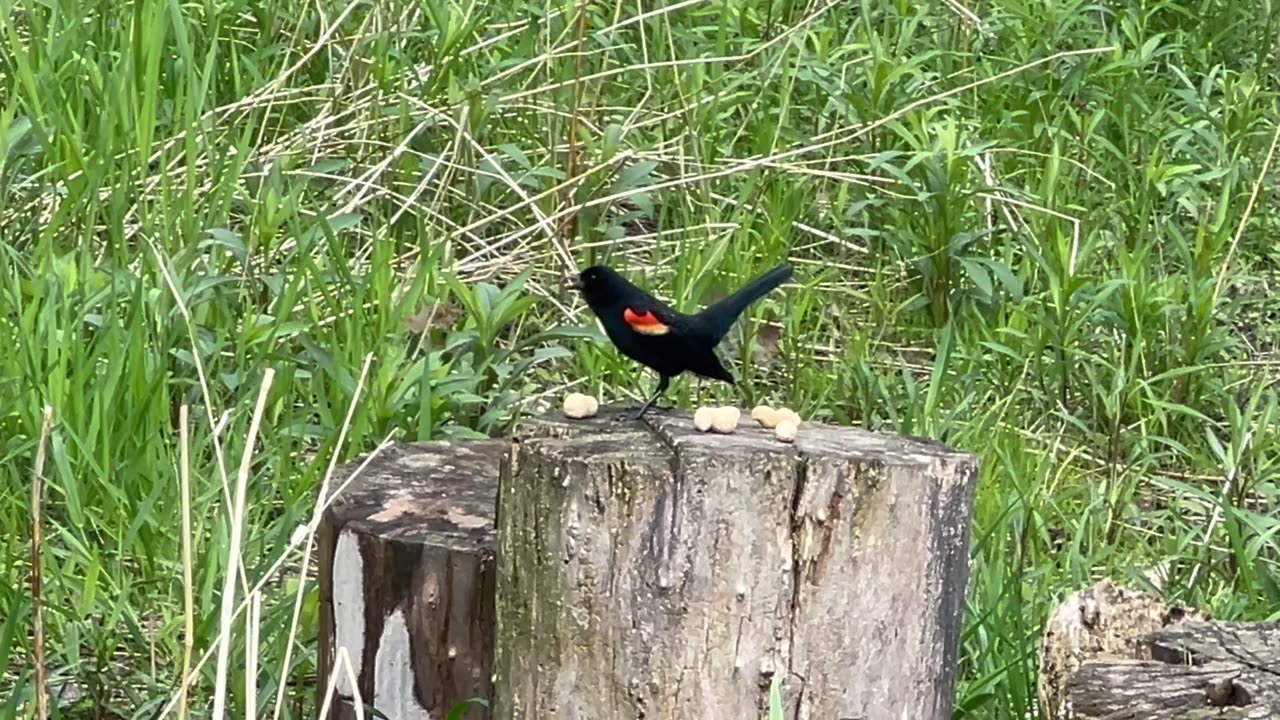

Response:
(566, 277), (583, 292)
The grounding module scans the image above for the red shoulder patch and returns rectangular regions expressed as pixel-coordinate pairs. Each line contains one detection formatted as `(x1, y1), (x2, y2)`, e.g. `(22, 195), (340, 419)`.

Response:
(623, 307), (671, 336)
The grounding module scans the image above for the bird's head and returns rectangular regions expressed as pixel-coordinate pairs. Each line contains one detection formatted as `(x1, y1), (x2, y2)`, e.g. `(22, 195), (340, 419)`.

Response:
(570, 265), (628, 308)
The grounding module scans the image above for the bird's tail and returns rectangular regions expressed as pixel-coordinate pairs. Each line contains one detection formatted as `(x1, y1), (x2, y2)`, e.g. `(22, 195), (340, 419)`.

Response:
(698, 264), (794, 343)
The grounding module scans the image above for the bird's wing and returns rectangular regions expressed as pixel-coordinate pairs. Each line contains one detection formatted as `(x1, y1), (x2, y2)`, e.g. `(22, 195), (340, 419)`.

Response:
(621, 301), (680, 336)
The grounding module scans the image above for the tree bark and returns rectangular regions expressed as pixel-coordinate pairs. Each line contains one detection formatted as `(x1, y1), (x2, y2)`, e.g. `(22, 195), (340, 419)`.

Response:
(493, 407), (978, 720)
(318, 440), (507, 720)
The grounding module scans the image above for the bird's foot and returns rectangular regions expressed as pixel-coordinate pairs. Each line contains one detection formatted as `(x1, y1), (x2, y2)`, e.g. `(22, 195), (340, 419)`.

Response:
(608, 407), (646, 423)
(609, 404), (673, 422)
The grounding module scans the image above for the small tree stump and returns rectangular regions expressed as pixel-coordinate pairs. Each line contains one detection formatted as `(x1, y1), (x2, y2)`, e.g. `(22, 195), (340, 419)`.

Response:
(1041, 581), (1280, 719)
(318, 440), (507, 720)
(1037, 579), (1211, 719)
(494, 407), (978, 720)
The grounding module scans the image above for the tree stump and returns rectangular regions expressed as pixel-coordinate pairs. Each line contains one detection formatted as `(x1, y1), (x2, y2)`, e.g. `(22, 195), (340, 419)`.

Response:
(1040, 580), (1280, 719)
(1037, 579), (1211, 719)
(494, 407), (979, 720)
(317, 440), (507, 720)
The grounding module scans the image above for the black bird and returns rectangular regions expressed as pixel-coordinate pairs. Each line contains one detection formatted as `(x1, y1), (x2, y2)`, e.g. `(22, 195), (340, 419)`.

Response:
(571, 263), (794, 419)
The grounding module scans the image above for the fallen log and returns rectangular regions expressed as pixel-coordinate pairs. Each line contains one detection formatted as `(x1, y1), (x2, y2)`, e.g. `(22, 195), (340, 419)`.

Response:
(1038, 580), (1280, 719)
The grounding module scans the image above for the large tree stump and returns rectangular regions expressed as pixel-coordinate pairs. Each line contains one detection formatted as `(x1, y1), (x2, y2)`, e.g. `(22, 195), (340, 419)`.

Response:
(1040, 580), (1280, 719)
(494, 407), (979, 720)
(317, 440), (507, 720)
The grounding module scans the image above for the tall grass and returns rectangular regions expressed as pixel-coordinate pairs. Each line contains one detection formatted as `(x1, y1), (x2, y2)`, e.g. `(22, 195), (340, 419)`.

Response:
(2, 0), (1278, 718)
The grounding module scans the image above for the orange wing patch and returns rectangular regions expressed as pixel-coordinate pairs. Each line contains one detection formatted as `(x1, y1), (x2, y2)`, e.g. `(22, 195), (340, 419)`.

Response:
(623, 307), (670, 336)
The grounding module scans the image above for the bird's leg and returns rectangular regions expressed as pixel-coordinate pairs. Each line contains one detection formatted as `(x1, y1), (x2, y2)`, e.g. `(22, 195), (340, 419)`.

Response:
(631, 375), (671, 420)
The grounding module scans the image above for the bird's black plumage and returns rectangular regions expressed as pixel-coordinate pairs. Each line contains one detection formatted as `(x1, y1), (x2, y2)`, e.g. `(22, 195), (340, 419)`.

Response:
(572, 263), (794, 418)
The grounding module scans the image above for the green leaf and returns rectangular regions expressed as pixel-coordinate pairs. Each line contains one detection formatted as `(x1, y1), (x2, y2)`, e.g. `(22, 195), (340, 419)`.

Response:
(305, 158), (349, 175)
(767, 673), (784, 719)
(476, 156), (500, 197)
(445, 698), (490, 720)
(602, 123), (624, 159)
(611, 159), (659, 193)
(1255, 556), (1280, 607)
(3, 114), (35, 160)
(985, 259), (1023, 302)
(497, 143), (532, 170)
(959, 257), (992, 297)
(0, 595), (27, 679)
(517, 324), (604, 348)
(202, 229), (248, 262)
(530, 346), (572, 362)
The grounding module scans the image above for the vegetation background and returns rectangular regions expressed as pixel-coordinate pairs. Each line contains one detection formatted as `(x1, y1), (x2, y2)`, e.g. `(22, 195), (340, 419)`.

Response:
(2, 0), (1278, 717)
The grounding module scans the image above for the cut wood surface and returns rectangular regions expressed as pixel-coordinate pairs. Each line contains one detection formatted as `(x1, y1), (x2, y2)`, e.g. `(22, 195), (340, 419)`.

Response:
(493, 406), (979, 720)
(1039, 580), (1280, 719)
(318, 440), (506, 720)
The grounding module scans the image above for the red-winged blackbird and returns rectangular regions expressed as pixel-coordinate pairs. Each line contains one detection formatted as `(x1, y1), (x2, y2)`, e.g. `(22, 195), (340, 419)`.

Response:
(571, 263), (794, 418)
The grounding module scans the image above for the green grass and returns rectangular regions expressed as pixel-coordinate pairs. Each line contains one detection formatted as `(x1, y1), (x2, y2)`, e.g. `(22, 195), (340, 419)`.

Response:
(3, 0), (1280, 717)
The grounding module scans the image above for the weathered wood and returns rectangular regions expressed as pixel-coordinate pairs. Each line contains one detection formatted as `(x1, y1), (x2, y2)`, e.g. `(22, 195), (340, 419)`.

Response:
(1069, 622), (1280, 718)
(1038, 580), (1280, 719)
(1038, 580), (1212, 719)
(318, 440), (506, 720)
(493, 407), (979, 720)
